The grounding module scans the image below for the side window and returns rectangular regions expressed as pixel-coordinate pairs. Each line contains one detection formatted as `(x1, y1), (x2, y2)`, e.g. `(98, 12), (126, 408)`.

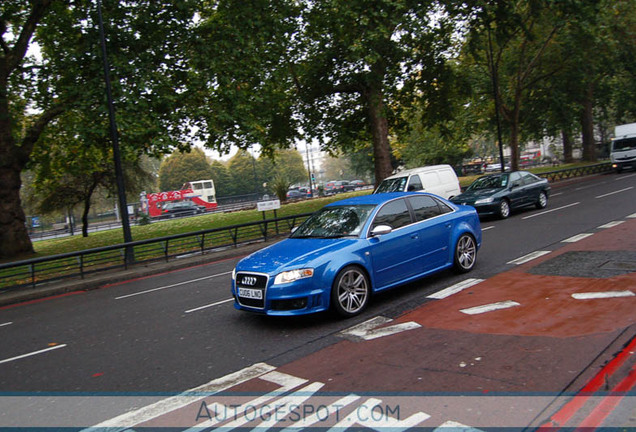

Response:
(436, 198), (453, 214)
(408, 196), (442, 221)
(372, 199), (412, 230)
(521, 172), (539, 185)
(407, 174), (423, 191)
(509, 172), (522, 187)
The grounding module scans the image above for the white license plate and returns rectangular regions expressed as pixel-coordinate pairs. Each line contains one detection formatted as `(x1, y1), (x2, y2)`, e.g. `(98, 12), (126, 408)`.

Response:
(239, 288), (263, 300)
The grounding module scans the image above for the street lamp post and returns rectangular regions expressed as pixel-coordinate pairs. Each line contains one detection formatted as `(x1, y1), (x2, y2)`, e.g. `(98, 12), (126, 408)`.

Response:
(96, 0), (133, 262)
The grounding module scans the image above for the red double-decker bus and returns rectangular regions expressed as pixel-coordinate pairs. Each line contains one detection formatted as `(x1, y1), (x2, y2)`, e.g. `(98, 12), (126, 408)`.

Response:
(142, 180), (218, 218)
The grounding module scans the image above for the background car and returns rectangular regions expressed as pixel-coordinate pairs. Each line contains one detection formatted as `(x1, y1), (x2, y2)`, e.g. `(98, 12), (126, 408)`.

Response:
(451, 171), (550, 219)
(231, 192), (481, 317)
(160, 201), (206, 218)
(286, 189), (306, 200)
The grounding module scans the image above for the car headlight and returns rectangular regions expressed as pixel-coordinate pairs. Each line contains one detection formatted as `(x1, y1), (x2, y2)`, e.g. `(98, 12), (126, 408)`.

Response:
(231, 268), (236, 281)
(474, 197), (495, 205)
(274, 269), (314, 285)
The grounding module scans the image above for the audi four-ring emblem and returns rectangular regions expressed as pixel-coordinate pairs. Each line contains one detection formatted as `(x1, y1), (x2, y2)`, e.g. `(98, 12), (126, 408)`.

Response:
(241, 276), (258, 286)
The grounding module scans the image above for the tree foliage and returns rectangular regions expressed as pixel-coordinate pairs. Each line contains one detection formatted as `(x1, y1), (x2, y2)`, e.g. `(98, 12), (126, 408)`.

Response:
(158, 147), (213, 192)
(1, 0), (197, 257)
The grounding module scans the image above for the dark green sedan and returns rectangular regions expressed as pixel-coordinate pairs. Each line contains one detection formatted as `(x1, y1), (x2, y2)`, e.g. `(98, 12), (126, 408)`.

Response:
(451, 171), (550, 219)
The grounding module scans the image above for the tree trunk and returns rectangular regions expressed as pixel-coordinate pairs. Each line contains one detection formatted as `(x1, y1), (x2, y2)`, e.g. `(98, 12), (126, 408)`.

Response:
(561, 129), (573, 163)
(81, 180), (99, 237)
(0, 163), (34, 259)
(509, 122), (520, 172)
(366, 87), (393, 188)
(580, 83), (597, 162)
(0, 92), (34, 258)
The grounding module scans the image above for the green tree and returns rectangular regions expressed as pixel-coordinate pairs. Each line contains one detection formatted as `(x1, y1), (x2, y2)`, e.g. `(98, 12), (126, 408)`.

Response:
(1, 1), (65, 258)
(464, 1), (580, 170)
(1, 0), (196, 258)
(258, 149), (307, 188)
(227, 150), (260, 197)
(189, 0), (466, 188)
(209, 159), (233, 198)
(158, 148), (213, 192)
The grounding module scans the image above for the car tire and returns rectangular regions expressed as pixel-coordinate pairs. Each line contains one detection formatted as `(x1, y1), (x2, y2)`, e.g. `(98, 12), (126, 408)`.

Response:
(535, 191), (548, 209)
(331, 266), (370, 318)
(454, 233), (477, 273)
(498, 199), (511, 219)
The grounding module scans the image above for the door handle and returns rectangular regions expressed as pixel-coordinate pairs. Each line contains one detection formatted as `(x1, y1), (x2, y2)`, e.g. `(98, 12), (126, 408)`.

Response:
(411, 234), (419, 239)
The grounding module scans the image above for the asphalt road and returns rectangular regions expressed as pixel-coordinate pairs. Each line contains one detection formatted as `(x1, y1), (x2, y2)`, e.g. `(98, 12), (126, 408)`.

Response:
(1, 171), (635, 396)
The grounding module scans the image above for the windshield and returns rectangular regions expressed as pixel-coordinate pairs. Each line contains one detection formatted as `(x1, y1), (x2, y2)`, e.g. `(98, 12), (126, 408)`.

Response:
(291, 205), (375, 238)
(375, 176), (407, 193)
(612, 137), (636, 152)
(467, 174), (508, 191)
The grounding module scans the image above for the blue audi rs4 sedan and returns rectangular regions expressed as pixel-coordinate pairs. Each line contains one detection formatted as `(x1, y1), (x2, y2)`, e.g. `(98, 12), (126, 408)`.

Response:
(231, 192), (481, 317)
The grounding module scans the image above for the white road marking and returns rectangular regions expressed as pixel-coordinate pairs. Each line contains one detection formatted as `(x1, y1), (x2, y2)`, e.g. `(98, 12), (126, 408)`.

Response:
(231, 382), (325, 430)
(428, 279), (484, 299)
(572, 291), (634, 300)
(575, 182), (606, 190)
(628, 213), (636, 219)
(481, 226), (495, 231)
(562, 233), (594, 243)
(185, 298), (234, 313)
(0, 322), (12, 328)
(507, 251), (551, 265)
(0, 344), (66, 365)
(340, 316), (421, 341)
(184, 371), (312, 431)
(115, 271), (232, 300)
(597, 221), (625, 229)
(550, 192), (563, 197)
(522, 202), (580, 220)
(434, 420), (484, 431)
(279, 394), (361, 431)
(595, 187), (634, 199)
(86, 362), (277, 429)
(615, 173), (636, 181)
(460, 301), (521, 315)
(330, 397), (431, 430)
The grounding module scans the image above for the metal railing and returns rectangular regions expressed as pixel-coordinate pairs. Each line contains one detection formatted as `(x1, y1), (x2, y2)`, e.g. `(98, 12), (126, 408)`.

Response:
(0, 213), (312, 293)
(537, 162), (613, 182)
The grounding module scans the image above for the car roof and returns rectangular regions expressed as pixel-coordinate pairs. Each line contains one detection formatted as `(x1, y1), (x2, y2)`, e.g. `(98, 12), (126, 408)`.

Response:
(382, 164), (452, 180)
(325, 192), (433, 207)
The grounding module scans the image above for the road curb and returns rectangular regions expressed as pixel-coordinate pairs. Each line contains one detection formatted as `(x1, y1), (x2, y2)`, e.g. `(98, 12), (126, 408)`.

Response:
(0, 239), (280, 308)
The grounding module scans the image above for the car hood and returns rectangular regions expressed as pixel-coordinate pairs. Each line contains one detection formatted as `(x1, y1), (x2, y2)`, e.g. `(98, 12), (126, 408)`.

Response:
(454, 188), (503, 203)
(236, 237), (358, 274)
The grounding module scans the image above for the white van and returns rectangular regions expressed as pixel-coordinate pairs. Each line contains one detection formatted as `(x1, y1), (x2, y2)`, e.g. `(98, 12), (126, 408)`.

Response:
(373, 164), (461, 199)
(611, 123), (636, 173)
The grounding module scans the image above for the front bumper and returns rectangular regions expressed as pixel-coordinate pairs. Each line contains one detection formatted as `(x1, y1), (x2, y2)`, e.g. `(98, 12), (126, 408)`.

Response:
(453, 200), (500, 216)
(232, 274), (330, 316)
(612, 160), (636, 171)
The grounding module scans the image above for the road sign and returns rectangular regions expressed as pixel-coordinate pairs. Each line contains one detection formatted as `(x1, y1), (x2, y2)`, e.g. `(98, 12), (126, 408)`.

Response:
(257, 200), (281, 212)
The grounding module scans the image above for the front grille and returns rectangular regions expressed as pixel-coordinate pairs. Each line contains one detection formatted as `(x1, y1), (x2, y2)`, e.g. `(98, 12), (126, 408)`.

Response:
(236, 272), (268, 309)
(236, 272), (268, 289)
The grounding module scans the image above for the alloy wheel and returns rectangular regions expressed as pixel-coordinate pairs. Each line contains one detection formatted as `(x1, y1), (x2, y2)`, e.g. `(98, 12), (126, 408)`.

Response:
(455, 234), (476, 273)
(333, 267), (369, 317)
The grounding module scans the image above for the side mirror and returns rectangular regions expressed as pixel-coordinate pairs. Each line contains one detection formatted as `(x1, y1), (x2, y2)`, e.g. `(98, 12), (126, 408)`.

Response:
(371, 225), (393, 236)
